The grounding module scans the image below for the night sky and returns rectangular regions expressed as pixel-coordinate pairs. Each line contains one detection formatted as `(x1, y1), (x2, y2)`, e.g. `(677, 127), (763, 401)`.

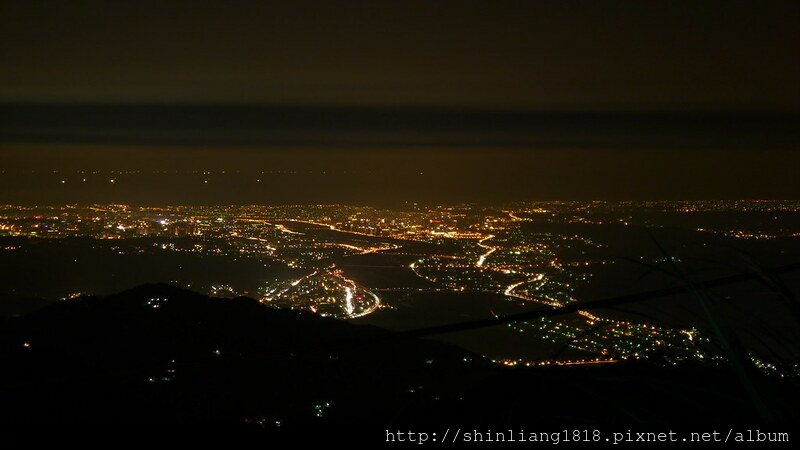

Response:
(1, 1), (798, 204)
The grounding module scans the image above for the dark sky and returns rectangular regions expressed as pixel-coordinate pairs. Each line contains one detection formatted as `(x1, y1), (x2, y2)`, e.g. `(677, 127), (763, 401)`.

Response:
(0, 1), (798, 203)
(2, 0), (799, 109)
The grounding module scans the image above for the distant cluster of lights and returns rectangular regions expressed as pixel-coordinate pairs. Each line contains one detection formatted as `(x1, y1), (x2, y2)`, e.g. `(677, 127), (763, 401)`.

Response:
(2, 202), (797, 375)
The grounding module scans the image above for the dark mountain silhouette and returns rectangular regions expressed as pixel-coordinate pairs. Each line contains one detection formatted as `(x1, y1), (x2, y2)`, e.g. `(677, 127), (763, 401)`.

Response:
(0, 284), (797, 433)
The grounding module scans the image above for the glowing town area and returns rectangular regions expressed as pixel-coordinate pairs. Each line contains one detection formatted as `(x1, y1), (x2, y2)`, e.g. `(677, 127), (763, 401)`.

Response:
(2, 200), (798, 374)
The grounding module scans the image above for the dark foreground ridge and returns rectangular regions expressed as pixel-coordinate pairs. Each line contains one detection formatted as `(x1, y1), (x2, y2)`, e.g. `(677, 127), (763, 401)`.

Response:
(0, 284), (797, 432)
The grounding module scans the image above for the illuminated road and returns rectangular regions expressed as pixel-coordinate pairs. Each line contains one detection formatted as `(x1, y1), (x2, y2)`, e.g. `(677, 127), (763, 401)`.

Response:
(500, 358), (621, 367)
(242, 236), (277, 251)
(506, 211), (528, 221)
(502, 274), (564, 308)
(274, 223), (304, 235)
(502, 275), (629, 324)
(332, 271), (382, 318)
(282, 219), (397, 239)
(344, 286), (355, 316)
(476, 234), (496, 267)
(334, 242), (399, 255)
